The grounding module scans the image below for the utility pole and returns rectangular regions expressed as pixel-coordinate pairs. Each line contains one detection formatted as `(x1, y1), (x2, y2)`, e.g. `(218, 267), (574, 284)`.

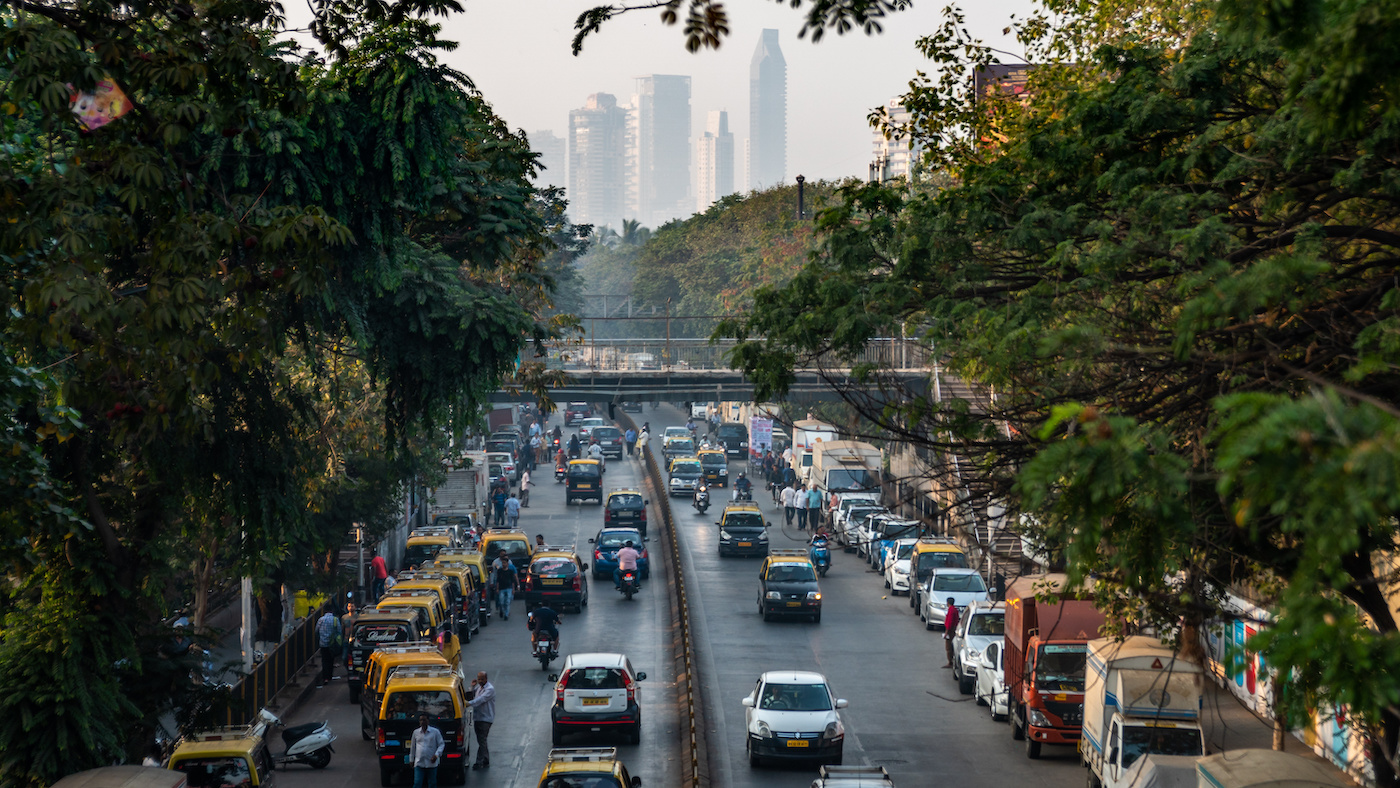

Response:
(240, 525), (253, 673)
(796, 174), (806, 220)
(665, 298), (672, 370)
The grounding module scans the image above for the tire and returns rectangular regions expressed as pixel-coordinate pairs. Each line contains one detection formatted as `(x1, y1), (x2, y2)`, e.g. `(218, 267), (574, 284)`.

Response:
(1011, 703), (1026, 740)
(762, 610), (773, 622)
(909, 592), (918, 609)
(628, 721), (642, 745)
(1027, 736), (1042, 759)
(308, 747), (332, 769)
(924, 614), (935, 631)
(479, 611), (488, 628)
(624, 587), (634, 601)
(748, 741), (762, 768)
(581, 594), (588, 608)
(829, 747), (844, 766)
(884, 578), (891, 588)
(812, 611), (822, 624)
(450, 765), (467, 786)
(958, 673), (975, 696)
(380, 765), (394, 787)
(552, 725), (564, 746)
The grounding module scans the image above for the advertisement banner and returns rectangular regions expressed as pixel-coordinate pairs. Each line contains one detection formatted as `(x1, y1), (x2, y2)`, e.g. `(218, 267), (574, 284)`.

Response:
(749, 417), (773, 456)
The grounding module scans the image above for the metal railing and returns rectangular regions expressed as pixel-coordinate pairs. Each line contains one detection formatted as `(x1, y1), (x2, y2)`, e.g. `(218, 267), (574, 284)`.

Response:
(544, 337), (932, 373)
(220, 592), (341, 725)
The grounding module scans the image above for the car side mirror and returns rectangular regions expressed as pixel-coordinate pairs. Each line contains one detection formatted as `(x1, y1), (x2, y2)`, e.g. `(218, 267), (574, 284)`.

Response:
(644, 500), (650, 505)
(644, 537), (651, 542)
(588, 538), (595, 544)
(741, 697), (754, 708)
(582, 563), (590, 571)
(631, 779), (642, 788)
(636, 672), (647, 681)
(714, 522), (721, 526)
(548, 673), (559, 682)
(835, 699), (848, 709)
(981, 655), (995, 669)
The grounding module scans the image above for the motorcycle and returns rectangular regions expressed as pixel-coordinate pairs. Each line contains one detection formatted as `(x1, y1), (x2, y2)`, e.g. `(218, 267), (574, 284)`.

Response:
(532, 631), (559, 671)
(693, 485), (710, 514)
(810, 537), (832, 578)
(555, 464), (567, 483)
(734, 485), (753, 502)
(618, 569), (641, 601)
(257, 708), (335, 769)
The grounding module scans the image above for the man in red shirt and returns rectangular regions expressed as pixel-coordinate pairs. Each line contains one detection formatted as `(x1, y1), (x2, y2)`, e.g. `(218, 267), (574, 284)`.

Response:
(943, 598), (960, 668)
(370, 554), (388, 601)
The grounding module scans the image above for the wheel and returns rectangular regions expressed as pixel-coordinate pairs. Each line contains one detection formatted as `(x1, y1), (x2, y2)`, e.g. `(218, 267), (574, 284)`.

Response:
(762, 610), (773, 622)
(818, 566), (827, 577)
(958, 673), (975, 695)
(581, 594), (588, 607)
(308, 747), (331, 769)
(828, 747), (843, 766)
(884, 578), (891, 588)
(992, 703), (1007, 722)
(1027, 736), (1042, 759)
(909, 592), (918, 609)
(540, 655), (552, 671)
(812, 611), (821, 624)
(449, 764), (467, 786)
(349, 683), (361, 704)
(924, 614), (935, 631)
(748, 741), (762, 768)
(380, 765), (394, 786)
(1011, 703), (1026, 740)
(552, 725), (564, 746)
(479, 611), (488, 627)
(624, 587), (634, 601)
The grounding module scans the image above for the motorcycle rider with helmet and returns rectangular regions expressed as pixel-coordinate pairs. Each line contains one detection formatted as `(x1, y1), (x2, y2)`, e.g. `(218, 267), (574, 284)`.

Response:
(528, 604), (561, 651)
(732, 471), (753, 501)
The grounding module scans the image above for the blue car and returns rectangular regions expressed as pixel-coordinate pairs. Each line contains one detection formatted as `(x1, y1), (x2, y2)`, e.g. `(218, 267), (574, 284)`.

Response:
(589, 526), (651, 580)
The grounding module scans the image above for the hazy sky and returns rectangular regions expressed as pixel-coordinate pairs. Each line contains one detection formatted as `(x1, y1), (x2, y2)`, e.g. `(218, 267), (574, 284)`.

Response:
(424, 1), (1034, 186)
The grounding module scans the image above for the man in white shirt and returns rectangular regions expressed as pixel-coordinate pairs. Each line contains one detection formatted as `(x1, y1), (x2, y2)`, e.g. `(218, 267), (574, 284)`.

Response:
(586, 440), (606, 469)
(613, 541), (641, 590)
(519, 469), (532, 507)
(410, 713), (445, 788)
(780, 484), (797, 527)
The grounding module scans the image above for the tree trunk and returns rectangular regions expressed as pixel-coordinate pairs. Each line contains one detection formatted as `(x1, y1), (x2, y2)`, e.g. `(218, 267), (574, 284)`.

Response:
(255, 579), (283, 644)
(1371, 712), (1399, 788)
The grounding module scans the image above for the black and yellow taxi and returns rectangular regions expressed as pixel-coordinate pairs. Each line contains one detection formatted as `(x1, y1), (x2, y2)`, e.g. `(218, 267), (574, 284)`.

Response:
(402, 529), (453, 568)
(432, 549), (492, 627)
(716, 502), (770, 558)
(667, 456), (704, 497)
(602, 488), (648, 534)
(478, 528), (534, 584)
(661, 435), (695, 464)
(758, 549), (823, 623)
(907, 537), (970, 612)
(535, 747), (642, 788)
(168, 723), (275, 788)
(375, 665), (471, 786)
(521, 546), (590, 613)
(421, 562), (482, 639)
(697, 448), (729, 487)
(346, 607), (422, 704)
(376, 589), (450, 642)
(565, 458), (604, 505)
(358, 642), (457, 744)
(389, 571), (460, 637)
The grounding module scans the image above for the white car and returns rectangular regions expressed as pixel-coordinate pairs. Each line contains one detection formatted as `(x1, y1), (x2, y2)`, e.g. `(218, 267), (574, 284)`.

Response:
(663, 426), (690, 441)
(690, 402), (712, 419)
(953, 601), (1005, 695)
(919, 568), (990, 629)
(578, 417), (608, 440)
(548, 652), (647, 745)
(974, 641), (1009, 721)
(485, 451), (517, 483)
(742, 670), (847, 768)
(830, 493), (881, 546)
(884, 558), (913, 596)
(835, 505), (885, 551)
(881, 537), (919, 575)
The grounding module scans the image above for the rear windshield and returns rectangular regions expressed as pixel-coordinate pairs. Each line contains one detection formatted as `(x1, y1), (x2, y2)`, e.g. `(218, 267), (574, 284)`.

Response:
(667, 439), (695, 452)
(484, 539), (530, 560)
(531, 557), (579, 576)
(968, 612), (1005, 636)
(608, 494), (643, 509)
(723, 512), (764, 529)
(569, 464), (601, 479)
(717, 425), (746, 437)
(541, 777), (622, 788)
(354, 622), (411, 646)
(383, 690), (457, 720)
(917, 552), (969, 571)
(173, 757), (251, 788)
(878, 521), (919, 539)
(403, 545), (441, 567)
(766, 563), (816, 583)
(932, 573), (986, 592)
(596, 531), (642, 549)
(563, 667), (626, 689)
(594, 427), (621, 439)
(434, 516), (471, 527)
(486, 441), (513, 454)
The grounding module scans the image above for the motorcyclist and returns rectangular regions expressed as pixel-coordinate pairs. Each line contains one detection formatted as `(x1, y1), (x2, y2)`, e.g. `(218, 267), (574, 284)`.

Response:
(587, 439), (606, 469)
(527, 604), (561, 650)
(694, 483), (709, 511)
(554, 447), (567, 468)
(613, 540), (641, 590)
(568, 433), (581, 459)
(732, 471), (753, 501)
(685, 418), (696, 434)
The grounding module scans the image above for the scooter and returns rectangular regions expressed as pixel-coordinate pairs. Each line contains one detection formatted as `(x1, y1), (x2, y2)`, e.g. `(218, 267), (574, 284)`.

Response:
(532, 631), (559, 671)
(810, 537), (832, 578)
(734, 485), (753, 502)
(555, 464), (567, 483)
(257, 708), (335, 769)
(618, 569), (641, 601)
(693, 485), (710, 514)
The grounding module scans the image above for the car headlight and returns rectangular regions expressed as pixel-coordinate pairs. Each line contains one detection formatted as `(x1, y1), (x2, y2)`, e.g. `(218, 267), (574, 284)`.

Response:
(965, 648), (982, 663)
(670, 478), (679, 485)
(719, 469), (728, 475)
(719, 529), (732, 540)
(894, 566), (909, 576)
(758, 533), (769, 542)
(822, 721), (843, 740)
(755, 720), (772, 738)
(740, 441), (748, 447)
(807, 591), (822, 601)
(1028, 709), (1051, 728)
(766, 591), (781, 600)
(932, 600), (947, 609)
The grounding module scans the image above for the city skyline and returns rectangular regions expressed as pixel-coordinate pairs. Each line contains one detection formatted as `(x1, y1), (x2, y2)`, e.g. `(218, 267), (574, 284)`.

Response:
(748, 29), (787, 191)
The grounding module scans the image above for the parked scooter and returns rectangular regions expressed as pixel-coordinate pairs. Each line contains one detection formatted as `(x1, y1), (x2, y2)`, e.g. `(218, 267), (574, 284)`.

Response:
(810, 535), (831, 577)
(258, 708), (335, 769)
(618, 569), (641, 601)
(693, 485), (710, 514)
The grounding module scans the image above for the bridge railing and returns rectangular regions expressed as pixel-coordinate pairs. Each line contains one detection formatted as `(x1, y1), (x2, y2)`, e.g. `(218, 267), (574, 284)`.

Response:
(544, 337), (930, 372)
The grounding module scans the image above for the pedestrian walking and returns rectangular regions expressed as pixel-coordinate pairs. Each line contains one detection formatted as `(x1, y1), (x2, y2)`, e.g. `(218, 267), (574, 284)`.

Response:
(795, 484), (809, 531)
(769, 463), (783, 502)
(315, 607), (340, 687)
(504, 492), (521, 529)
(807, 485), (823, 532)
(624, 427), (637, 456)
(370, 553), (388, 601)
(492, 556), (517, 620)
(467, 671), (495, 770)
(410, 713), (445, 788)
(491, 487), (507, 527)
(340, 600), (358, 642)
(519, 469), (532, 507)
(530, 433), (543, 466)
(943, 599), (961, 667)
(782, 464), (797, 489)
(781, 484), (797, 526)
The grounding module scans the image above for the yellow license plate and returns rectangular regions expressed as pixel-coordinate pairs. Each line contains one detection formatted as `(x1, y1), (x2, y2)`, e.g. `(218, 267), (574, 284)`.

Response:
(738, 542), (752, 547)
(543, 579), (564, 586)
(786, 740), (809, 748)
(786, 601), (802, 607)
(582, 698), (608, 706)
(578, 484), (593, 489)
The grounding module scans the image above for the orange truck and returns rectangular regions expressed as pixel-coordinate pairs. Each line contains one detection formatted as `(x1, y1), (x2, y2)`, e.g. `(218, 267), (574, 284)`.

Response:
(1003, 573), (1107, 759)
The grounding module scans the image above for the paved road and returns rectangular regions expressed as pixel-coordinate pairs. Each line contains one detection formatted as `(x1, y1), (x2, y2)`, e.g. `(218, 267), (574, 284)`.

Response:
(271, 411), (681, 788)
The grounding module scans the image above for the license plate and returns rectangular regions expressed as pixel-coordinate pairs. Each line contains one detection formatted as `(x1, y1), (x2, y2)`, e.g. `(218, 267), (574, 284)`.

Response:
(538, 641), (551, 649)
(738, 542), (752, 547)
(786, 601), (802, 607)
(582, 697), (609, 706)
(579, 484), (593, 489)
(786, 739), (809, 748)
(544, 579), (564, 586)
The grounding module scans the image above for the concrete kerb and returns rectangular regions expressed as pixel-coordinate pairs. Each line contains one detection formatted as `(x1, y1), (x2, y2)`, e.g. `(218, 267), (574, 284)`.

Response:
(618, 412), (709, 788)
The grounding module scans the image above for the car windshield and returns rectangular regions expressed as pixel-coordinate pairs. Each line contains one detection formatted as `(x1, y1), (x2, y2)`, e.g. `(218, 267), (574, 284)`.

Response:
(664, 427), (688, 438)
(582, 418), (606, 427)
(608, 494), (643, 509)
(758, 682), (832, 711)
(767, 563), (816, 583)
(569, 464), (601, 479)
(917, 551), (969, 572)
(540, 776), (623, 788)
(383, 690), (456, 720)
(827, 468), (876, 491)
(596, 531), (641, 550)
(174, 757), (252, 788)
(718, 426), (744, 438)
(968, 613), (1005, 636)
(724, 513), (764, 529)
(1035, 644), (1088, 692)
(1121, 727), (1204, 767)
(878, 521), (919, 539)
(531, 557), (578, 576)
(895, 543), (916, 560)
(932, 573), (986, 592)
(484, 539), (530, 560)
(700, 454), (726, 468)
(672, 463), (702, 476)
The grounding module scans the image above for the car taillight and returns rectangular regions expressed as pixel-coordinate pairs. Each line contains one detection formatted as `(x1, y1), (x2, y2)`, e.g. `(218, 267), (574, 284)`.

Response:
(556, 673), (567, 704)
(595, 550), (604, 561)
(572, 576), (581, 591)
(603, 509), (611, 522)
(456, 727), (465, 748)
(639, 509), (647, 521)
(641, 549), (648, 560)
(377, 728), (386, 747)
(622, 670), (636, 703)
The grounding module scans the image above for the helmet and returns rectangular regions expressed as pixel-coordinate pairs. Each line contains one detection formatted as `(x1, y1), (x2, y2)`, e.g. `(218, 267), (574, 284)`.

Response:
(739, 471), (746, 478)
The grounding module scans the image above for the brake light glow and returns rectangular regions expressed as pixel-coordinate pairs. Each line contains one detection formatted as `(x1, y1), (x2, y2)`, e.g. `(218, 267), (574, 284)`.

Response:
(556, 672), (566, 704)
(595, 550), (604, 561)
(571, 576), (581, 591)
(377, 728), (386, 747)
(622, 669), (636, 703)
